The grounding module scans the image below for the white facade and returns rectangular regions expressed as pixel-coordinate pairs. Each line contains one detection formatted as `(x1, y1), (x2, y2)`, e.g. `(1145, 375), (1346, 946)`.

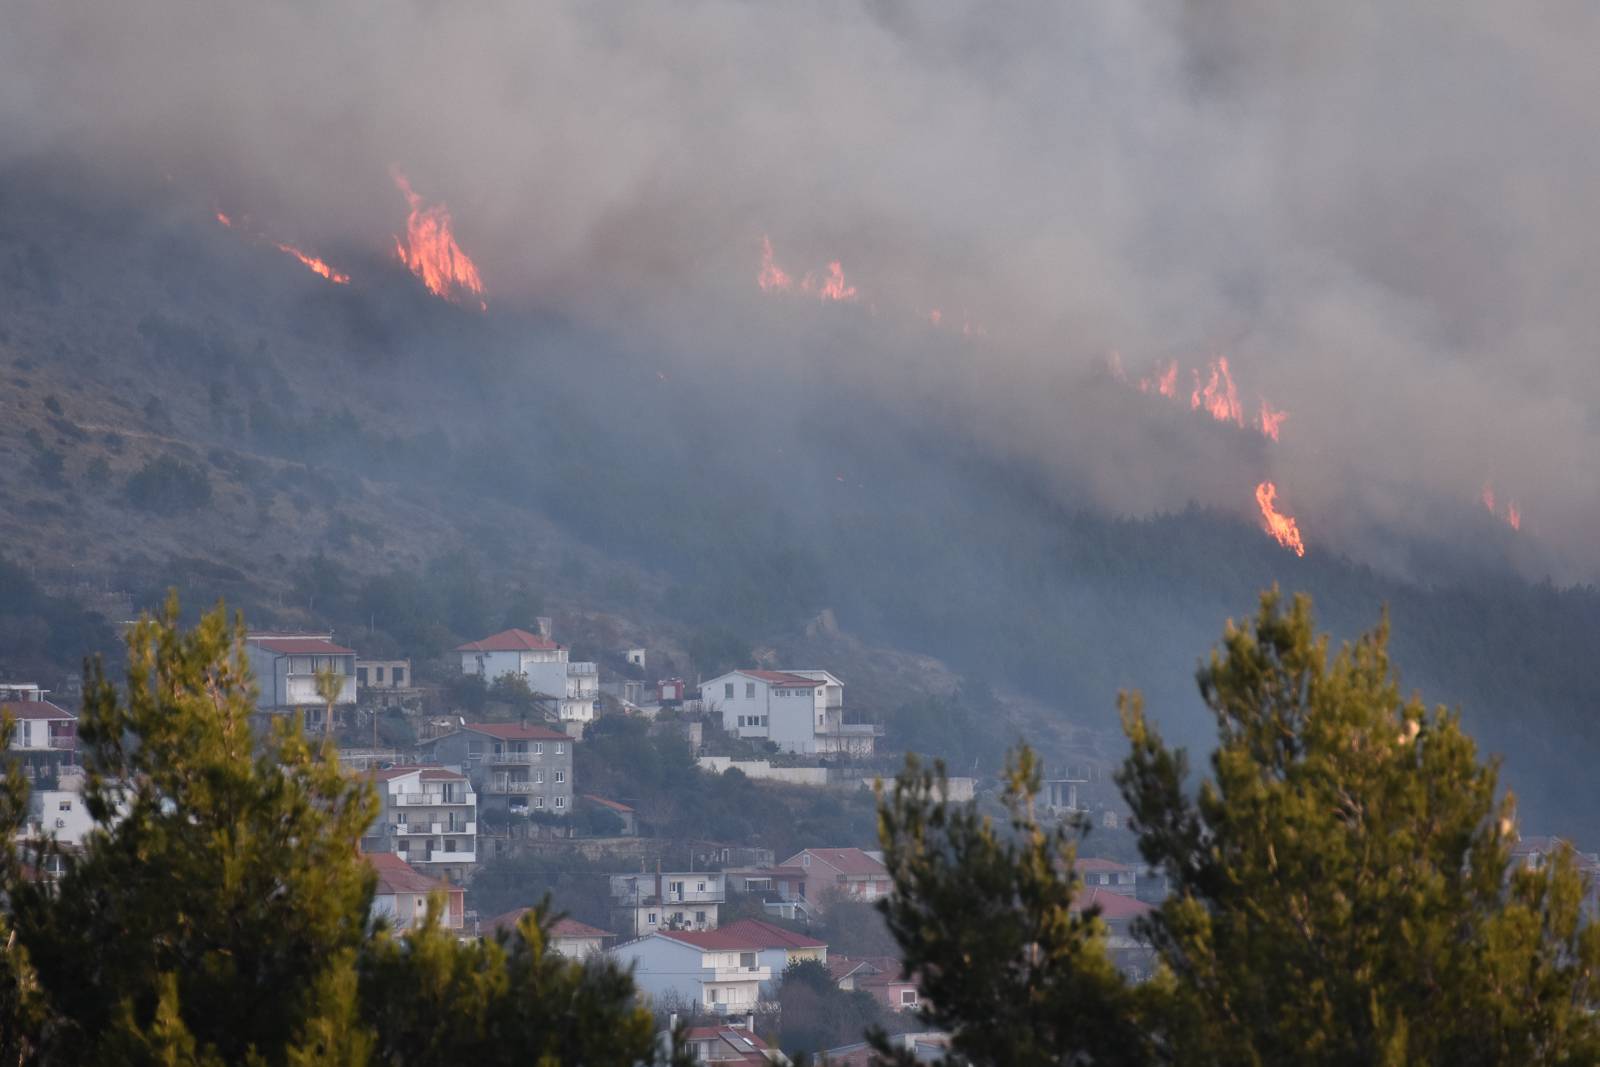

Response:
(610, 871), (725, 937)
(367, 767), (478, 883)
(22, 787), (95, 846)
(702, 670), (876, 756)
(457, 629), (599, 724)
(609, 932), (770, 1015)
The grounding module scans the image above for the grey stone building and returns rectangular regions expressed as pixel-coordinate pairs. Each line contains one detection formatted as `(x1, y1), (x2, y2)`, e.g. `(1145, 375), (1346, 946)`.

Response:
(415, 722), (574, 820)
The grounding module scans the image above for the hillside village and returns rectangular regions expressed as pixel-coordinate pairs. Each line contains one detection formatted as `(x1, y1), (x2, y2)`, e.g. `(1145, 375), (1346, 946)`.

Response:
(8, 605), (1597, 1062)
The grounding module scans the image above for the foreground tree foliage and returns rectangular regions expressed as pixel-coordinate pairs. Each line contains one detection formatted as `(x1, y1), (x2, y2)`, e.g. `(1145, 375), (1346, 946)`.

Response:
(0, 597), (680, 1066)
(876, 590), (1600, 1066)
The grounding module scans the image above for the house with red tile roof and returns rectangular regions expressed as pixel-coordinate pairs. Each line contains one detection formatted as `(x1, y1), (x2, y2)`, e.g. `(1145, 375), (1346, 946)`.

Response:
(416, 721), (574, 820)
(455, 625), (599, 725)
(1075, 857), (1137, 896)
(715, 918), (827, 993)
(1072, 887), (1156, 980)
(583, 794), (637, 835)
(680, 1022), (787, 1064)
(487, 908), (614, 958)
(700, 670), (879, 756)
(1, 692), (78, 777)
(608, 927), (779, 1016)
(780, 848), (892, 908)
(244, 631), (357, 719)
(826, 955), (924, 1013)
(367, 852), (464, 932)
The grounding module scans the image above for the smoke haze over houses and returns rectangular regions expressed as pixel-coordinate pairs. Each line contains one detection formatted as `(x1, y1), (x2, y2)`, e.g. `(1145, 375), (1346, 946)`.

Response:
(3, 1), (1599, 579)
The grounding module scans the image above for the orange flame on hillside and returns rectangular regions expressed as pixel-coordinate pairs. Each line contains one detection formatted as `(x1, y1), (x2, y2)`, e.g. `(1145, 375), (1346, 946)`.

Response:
(1507, 503), (1521, 531)
(759, 235), (792, 292)
(757, 237), (859, 303)
(274, 242), (350, 285)
(1139, 360), (1178, 398)
(801, 261), (858, 302)
(214, 210), (349, 285)
(1482, 483), (1521, 531)
(1255, 481), (1306, 557)
(1191, 357), (1245, 426)
(1258, 400), (1287, 442)
(392, 170), (486, 309)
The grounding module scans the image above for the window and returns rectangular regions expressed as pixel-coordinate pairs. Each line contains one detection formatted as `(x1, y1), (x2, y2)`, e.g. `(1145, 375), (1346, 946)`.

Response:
(555, 743), (565, 754)
(648, 912), (658, 925)
(357, 667), (368, 685)
(736, 715), (745, 727)
(533, 742), (544, 755)
(534, 797), (545, 808)
(554, 770), (565, 784)
(696, 910), (707, 923)
(554, 796), (565, 809)
(534, 770), (544, 784)
(724, 683), (734, 699)
(697, 881), (706, 892)
(374, 666), (386, 684)
(58, 800), (71, 811)
(740, 952), (756, 968)
(396, 812), (407, 824)
(745, 682), (755, 698)
(444, 839), (457, 853)
(671, 881), (684, 894)
(394, 667), (406, 686)
(901, 990), (918, 1006)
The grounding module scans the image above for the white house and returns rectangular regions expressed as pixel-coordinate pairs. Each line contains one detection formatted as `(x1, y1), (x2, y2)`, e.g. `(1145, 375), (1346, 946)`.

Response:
(363, 766), (478, 885)
(243, 632), (358, 716)
(488, 909), (613, 959)
(610, 871), (725, 937)
(609, 928), (772, 1015)
(366, 852), (465, 933)
(21, 783), (95, 847)
(700, 670), (879, 756)
(1, 696), (79, 777)
(455, 628), (599, 724)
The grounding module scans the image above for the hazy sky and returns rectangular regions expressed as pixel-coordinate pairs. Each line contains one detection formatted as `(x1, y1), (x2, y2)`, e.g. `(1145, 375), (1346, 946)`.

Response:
(5, 1), (1598, 579)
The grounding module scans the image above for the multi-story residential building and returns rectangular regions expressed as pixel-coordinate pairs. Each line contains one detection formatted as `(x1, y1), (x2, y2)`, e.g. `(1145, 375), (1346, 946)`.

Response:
(367, 852), (465, 933)
(724, 865), (811, 921)
(610, 871), (725, 937)
(778, 848), (892, 909)
(356, 658), (411, 690)
(679, 1023), (786, 1065)
(21, 782), (94, 847)
(363, 766), (477, 885)
(415, 722), (574, 820)
(608, 928), (773, 1016)
(700, 670), (879, 756)
(243, 632), (357, 723)
(714, 919), (826, 996)
(455, 627), (600, 725)
(1, 688), (79, 779)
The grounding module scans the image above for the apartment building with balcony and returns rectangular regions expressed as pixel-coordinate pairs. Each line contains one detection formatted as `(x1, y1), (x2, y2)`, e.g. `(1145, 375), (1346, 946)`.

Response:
(415, 722), (574, 820)
(608, 927), (773, 1017)
(700, 670), (880, 756)
(363, 766), (478, 885)
(610, 870), (725, 937)
(243, 632), (357, 723)
(455, 625), (600, 725)
(1, 687), (79, 779)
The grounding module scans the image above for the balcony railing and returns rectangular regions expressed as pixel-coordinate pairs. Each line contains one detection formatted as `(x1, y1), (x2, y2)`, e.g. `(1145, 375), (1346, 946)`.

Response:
(490, 780), (538, 794)
(397, 793), (474, 806)
(702, 965), (771, 983)
(410, 851), (476, 865)
(487, 752), (546, 764)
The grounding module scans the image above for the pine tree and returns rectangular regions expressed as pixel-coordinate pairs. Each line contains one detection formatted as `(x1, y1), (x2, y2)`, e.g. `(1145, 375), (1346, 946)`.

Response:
(1119, 590), (1600, 1065)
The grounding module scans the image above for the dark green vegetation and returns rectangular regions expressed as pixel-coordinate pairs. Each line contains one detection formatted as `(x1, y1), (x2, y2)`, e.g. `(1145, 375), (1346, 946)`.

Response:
(0, 600), (684, 1066)
(1, 171), (1598, 841)
(874, 592), (1600, 1066)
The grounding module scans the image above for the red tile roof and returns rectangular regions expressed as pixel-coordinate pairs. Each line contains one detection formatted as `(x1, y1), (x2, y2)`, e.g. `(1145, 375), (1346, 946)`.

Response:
(0, 701), (74, 721)
(368, 764), (470, 783)
(1072, 888), (1153, 921)
(716, 918), (827, 950)
(367, 852), (451, 895)
(456, 628), (560, 653)
(684, 1026), (771, 1063)
(489, 908), (612, 940)
(655, 926), (787, 951)
(741, 670), (824, 688)
(786, 848), (888, 877)
(250, 637), (355, 655)
(583, 794), (634, 812)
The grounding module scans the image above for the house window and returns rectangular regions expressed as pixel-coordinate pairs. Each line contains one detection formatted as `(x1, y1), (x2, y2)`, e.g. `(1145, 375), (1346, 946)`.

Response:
(901, 990), (917, 1007)
(697, 881), (705, 892)
(394, 667), (406, 686)
(534, 797), (545, 808)
(737, 716), (745, 727)
(555, 743), (565, 754)
(696, 910), (707, 923)
(745, 683), (755, 698)
(374, 666), (386, 684)
(533, 743), (544, 755)
(396, 812), (407, 824)
(724, 683), (734, 699)
(534, 770), (544, 784)
(554, 771), (565, 784)
(671, 881), (684, 894)
(444, 839), (457, 853)
(648, 912), (658, 925)
(740, 952), (756, 968)
(554, 796), (565, 809)
(357, 667), (368, 685)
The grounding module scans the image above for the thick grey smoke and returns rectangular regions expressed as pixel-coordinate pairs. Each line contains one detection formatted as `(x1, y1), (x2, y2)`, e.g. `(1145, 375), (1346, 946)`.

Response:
(3, 1), (1597, 578)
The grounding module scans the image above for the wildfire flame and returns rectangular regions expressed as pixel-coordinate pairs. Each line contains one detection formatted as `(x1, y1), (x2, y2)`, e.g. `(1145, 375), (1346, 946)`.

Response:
(1191, 357), (1245, 426)
(757, 237), (859, 303)
(273, 242), (350, 285)
(800, 261), (857, 302)
(214, 210), (349, 285)
(1139, 360), (1178, 398)
(1482, 482), (1521, 531)
(1255, 481), (1306, 557)
(759, 235), (792, 292)
(1258, 400), (1287, 442)
(392, 170), (486, 309)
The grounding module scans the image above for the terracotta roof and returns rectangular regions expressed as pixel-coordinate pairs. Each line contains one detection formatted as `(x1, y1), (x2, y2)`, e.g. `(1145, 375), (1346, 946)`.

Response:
(684, 1026), (771, 1063)
(419, 767), (468, 781)
(740, 670), (825, 688)
(786, 848), (888, 877)
(0, 701), (74, 721)
(1072, 888), (1153, 921)
(489, 908), (612, 940)
(717, 918), (827, 950)
(729, 865), (807, 880)
(1075, 857), (1135, 873)
(583, 794), (634, 812)
(250, 637), (355, 655)
(367, 852), (451, 895)
(656, 926), (788, 951)
(456, 628), (560, 653)
(825, 956), (873, 983)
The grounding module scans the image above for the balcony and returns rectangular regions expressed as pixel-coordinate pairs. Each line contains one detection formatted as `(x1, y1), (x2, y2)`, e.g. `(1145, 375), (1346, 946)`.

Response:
(397, 792), (474, 806)
(490, 779), (538, 794)
(702, 965), (771, 984)
(411, 850), (476, 865)
(487, 751), (544, 765)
